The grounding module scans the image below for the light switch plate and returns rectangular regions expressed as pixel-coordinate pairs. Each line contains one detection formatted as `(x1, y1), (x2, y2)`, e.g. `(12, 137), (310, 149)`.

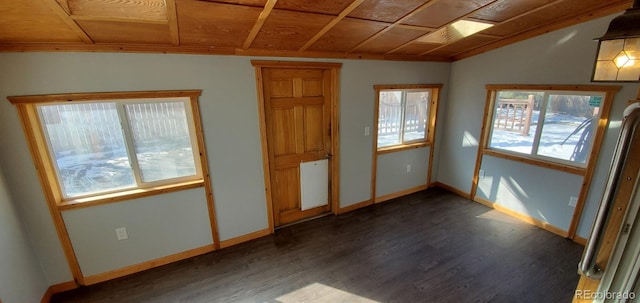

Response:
(115, 227), (128, 240)
(569, 196), (578, 207)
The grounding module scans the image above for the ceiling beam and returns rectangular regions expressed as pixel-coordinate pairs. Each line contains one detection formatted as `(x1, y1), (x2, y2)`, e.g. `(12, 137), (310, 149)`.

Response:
(41, 0), (93, 43)
(165, 0), (180, 45)
(0, 42), (453, 62)
(348, 0), (443, 53)
(69, 15), (169, 24)
(55, 0), (71, 14)
(299, 0), (365, 51)
(242, 0), (278, 49)
(395, 24), (437, 32)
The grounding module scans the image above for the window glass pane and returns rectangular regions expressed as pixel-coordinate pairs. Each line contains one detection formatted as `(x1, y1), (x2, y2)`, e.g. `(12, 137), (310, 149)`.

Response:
(536, 95), (600, 164)
(403, 91), (430, 142)
(39, 103), (135, 197)
(377, 91), (403, 147)
(489, 91), (542, 155)
(125, 102), (197, 182)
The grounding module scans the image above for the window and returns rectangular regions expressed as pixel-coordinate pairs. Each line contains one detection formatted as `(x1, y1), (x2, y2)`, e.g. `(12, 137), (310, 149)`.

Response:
(375, 85), (441, 150)
(485, 86), (618, 168)
(9, 91), (207, 206)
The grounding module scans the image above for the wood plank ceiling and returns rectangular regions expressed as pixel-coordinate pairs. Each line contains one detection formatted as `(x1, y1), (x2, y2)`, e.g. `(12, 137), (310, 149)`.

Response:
(0, 0), (632, 61)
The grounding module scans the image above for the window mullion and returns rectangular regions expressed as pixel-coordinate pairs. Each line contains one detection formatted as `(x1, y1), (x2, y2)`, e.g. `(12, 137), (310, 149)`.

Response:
(423, 90), (431, 142)
(117, 103), (143, 187)
(531, 92), (548, 156)
(400, 91), (407, 144)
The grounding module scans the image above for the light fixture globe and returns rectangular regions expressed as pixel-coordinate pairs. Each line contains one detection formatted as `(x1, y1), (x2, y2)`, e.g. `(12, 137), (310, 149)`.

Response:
(592, 0), (640, 82)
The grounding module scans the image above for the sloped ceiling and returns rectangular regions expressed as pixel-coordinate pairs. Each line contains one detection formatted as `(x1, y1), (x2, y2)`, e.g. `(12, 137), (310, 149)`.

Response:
(0, 0), (632, 61)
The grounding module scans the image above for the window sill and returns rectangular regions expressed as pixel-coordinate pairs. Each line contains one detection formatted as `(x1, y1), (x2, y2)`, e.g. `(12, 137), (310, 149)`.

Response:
(57, 180), (205, 211)
(377, 142), (431, 155)
(482, 149), (586, 176)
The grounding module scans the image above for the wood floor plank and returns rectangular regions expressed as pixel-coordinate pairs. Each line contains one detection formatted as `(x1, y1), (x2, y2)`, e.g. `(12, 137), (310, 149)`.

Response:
(51, 188), (583, 302)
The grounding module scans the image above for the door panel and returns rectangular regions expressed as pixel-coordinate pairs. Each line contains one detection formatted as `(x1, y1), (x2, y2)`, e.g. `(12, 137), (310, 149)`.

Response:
(304, 105), (324, 152)
(272, 108), (296, 156)
(273, 167), (300, 213)
(262, 67), (333, 226)
(302, 79), (323, 96)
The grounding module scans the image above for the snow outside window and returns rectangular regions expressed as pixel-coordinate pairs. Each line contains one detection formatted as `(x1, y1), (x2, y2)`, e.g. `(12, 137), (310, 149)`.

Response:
(377, 89), (431, 148)
(37, 98), (202, 199)
(488, 90), (604, 167)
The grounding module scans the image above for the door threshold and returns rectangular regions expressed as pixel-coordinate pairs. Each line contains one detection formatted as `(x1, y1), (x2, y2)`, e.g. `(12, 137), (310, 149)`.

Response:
(275, 212), (333, 230)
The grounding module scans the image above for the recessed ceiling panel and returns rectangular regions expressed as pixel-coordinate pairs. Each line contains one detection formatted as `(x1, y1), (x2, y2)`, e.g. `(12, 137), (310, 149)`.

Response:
(308, 18), (388, 52)
(348, 0), (425, 23)
(403, 0), (495, 28)
(251, 9), (333, 50)
(69, 0), (167, 21)
(468, 0), (556, 23)
(177, 1), (261, 47)
(0, 0), (84, 43)
(275, 0), (353, 15)
(355, 27), (429, 54)
(483, 0), (622, 37)
(78, 20), (172, 44)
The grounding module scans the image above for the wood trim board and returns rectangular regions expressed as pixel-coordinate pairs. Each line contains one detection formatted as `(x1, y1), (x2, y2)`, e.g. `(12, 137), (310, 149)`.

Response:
(82, 244), (215, 285)
(473, 196), (568, 238)
(337, 199), (373, 214)
(219, 228), (271, 248)
(41, 281), (78, 303)
(433, 182), (471, 199)
(375, 184), (428, 204)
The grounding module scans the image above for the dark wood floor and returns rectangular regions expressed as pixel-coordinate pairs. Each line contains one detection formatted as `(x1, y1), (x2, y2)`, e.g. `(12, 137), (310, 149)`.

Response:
(52, 188), (583, 303)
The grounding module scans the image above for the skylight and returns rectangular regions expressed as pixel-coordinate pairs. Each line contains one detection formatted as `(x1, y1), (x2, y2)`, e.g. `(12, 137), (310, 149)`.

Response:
(417, 20), (494, 44)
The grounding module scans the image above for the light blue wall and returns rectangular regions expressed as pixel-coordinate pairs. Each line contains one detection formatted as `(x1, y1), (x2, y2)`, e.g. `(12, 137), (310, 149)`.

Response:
(0, 163), (49, 303)
(477, 156), (583, 231)
(339, 61), (449, 207)
(436, 14), (638, 237)
(62, 188), (212, 277)
(0, 53), (272, 285)
(376, 147), (430, 198)
(0, 53), (449, 288)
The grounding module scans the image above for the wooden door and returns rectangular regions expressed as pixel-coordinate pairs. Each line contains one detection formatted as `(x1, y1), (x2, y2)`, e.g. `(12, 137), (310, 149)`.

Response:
(261, 67), (334, 226)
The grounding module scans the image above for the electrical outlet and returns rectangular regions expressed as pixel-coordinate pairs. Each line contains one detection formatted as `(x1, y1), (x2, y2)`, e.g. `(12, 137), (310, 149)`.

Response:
(364, 126), (370, 136)
(115, 227), (128, 240)
(407, 165), (412, 173)
(569, 196), (578, 208)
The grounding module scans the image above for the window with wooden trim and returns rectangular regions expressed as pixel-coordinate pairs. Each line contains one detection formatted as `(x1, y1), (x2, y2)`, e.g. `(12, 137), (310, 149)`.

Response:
(484, 86), (619, 169)
(8, 91), (207, 207)
(374, 85), (441, 151)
